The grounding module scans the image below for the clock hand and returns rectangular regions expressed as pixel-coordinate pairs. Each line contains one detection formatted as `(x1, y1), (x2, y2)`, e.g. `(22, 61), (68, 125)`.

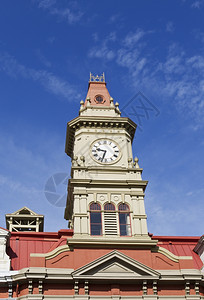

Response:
(96, 148), (106, 152)
(102, 150), (107, 161)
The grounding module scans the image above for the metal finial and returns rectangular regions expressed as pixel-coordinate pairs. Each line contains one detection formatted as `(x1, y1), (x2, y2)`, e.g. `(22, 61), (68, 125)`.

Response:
(110, 97), (114, 107)
(80, 100), (84, 111)
(89, 72), (105, 83)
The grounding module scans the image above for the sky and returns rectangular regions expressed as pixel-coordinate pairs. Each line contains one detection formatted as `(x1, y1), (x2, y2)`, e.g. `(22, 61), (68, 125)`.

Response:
(0, 0), (204, 236)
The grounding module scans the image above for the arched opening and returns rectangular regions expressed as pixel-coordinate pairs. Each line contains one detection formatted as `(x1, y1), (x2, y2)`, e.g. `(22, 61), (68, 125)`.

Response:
(118, 203), (131, 236)
(104, 203), (115, 211)
(90, 203), (102, 236)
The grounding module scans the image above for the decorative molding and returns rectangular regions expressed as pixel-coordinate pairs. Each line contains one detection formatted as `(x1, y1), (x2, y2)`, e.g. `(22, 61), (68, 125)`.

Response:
(67, 237), (158, 248)
(152, 246), (193, 263)
(142, 280), (147, 295)
(195, 281), (199, 295)
(28, 280), (33, 295)
(185, 281), (190, 295)
(30, 244), (71, 260)
(74, 280), (79, 295)
(153, 280), (157, 295)
(6, 297), (204, 300)
(84, 281), (89, 295)
(38, 280), (43, 294)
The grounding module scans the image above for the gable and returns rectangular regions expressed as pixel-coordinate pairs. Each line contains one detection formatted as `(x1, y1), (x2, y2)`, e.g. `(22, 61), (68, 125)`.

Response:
(12, 206), (37, 215)
(72, 250), (160, 280)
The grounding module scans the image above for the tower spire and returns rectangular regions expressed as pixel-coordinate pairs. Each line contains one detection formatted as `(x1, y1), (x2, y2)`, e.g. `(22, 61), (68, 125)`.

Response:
(84, 72), (111, 107)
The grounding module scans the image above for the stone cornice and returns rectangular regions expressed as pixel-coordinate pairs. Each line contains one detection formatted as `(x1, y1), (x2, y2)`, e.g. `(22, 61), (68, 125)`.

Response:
(5, 266), (204, 285)
(65, 116), (136, 157)
(68, 179), (148, 189)
(10, 296), (204, 300)
(67, 237), (158, 248)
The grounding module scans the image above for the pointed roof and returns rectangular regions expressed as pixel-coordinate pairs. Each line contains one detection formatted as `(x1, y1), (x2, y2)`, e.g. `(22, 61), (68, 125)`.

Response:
(8, 206), (42, 216)
(84, 73), (111, 107)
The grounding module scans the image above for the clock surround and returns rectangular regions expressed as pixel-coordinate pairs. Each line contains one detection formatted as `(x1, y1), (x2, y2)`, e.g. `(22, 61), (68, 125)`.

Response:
(90, 138), (121, 165)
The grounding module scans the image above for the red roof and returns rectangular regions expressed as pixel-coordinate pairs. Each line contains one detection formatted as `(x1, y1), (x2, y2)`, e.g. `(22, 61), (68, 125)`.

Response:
(7, 229), (73, 270)
(152, 235), (202, 269)
(7, 230), (203, 271)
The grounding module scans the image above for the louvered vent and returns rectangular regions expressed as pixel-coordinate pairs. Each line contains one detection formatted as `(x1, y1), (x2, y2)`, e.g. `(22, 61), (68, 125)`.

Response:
(104, 212), (118, 235)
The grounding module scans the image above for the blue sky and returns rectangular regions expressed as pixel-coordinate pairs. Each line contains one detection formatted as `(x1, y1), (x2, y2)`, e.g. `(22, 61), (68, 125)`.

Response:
(0, 0), (204, 235)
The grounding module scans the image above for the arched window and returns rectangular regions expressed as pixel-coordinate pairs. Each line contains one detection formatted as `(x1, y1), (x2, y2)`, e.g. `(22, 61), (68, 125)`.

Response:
(90, 203), (102, 236)
(119, 204), (131, 236)
(104, 203), (115, 211)
(104, 203), (117, 235)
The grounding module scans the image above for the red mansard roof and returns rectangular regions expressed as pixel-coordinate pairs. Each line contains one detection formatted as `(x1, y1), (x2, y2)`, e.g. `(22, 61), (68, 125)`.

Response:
(7, 229), (73, 270)
(7, 230), (203, 271)
(152, 235), (203, 270)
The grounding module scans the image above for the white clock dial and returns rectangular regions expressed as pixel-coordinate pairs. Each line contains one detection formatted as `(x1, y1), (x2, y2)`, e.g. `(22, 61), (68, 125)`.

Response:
(91, 139), (120, 164)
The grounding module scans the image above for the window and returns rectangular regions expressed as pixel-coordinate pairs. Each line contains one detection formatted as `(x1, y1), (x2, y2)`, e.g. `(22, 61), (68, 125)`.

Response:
(90, 203), (102, 236)
(119, 204), (131, 236)
(104, 203), (117, 235)
(89, 202), (132, 237)
(104, 203), (115, 211)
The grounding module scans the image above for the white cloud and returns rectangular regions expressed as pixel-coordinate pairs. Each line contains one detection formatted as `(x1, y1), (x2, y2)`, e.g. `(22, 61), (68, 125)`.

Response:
(109, 14), (120, 24)
(166, 21), (175, 33)
(47, 36), (56, 44)
(50, 8), (83, 24)
(38, 0), (56, 9)
(123, 29), (146, 47)
(37, 0), (83, 24)
(88, 32), (116, 61)
(89, 45), (115, 61)
(92, 33), (99, 42)
(0, 53), (80, 101)
(191, 0), (204, 8)
(36, 49), (52, 68)
(186, 55), (204, 69)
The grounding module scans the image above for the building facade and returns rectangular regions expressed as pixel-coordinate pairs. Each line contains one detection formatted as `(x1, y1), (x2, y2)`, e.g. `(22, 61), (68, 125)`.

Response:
(0, 74), (204, 299)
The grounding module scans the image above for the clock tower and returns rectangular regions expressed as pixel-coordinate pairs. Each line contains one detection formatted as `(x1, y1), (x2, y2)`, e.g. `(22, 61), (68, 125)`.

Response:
(64, 73), (155, 246)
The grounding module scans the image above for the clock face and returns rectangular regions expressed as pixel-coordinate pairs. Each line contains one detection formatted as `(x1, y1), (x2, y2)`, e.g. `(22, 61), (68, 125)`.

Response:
(91, 139), (120, 164)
